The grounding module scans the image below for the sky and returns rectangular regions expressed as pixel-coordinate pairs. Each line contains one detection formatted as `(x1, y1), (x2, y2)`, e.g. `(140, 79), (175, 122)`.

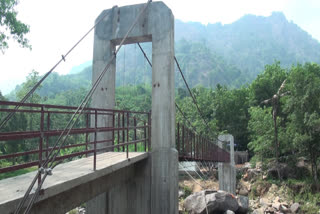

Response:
(0, 0), (320, 94)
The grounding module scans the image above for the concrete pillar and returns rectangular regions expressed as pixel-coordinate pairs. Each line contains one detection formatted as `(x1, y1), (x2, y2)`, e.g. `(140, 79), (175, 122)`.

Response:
(218, 134), (236, 195)
(87, 2), (177, 214)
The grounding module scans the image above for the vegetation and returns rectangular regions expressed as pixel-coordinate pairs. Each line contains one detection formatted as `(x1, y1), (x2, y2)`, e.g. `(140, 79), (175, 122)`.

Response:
(0, 0), (30, 53)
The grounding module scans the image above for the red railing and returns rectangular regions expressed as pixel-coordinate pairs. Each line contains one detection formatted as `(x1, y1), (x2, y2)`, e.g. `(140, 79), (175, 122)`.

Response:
(0, 101), (230, 178)
(176, 123), (230, 162)
(0, 101), (151, 175)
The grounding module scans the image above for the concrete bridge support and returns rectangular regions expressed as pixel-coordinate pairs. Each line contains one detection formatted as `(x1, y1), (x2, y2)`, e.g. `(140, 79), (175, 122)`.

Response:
(218, 134), (236, 195)
(88, 2), (177, 213)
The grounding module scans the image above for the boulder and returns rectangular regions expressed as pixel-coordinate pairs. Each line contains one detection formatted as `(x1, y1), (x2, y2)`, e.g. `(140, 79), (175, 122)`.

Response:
(236, 195), (249, 214)
(206, 191), (239, 212)
(183, 190), (239, 214)
(290, 203), (300, 213)
(184, 190), (216, 214)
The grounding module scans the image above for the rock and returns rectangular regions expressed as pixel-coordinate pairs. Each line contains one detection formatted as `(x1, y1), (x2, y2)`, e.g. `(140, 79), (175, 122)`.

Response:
(184, 190), (215, 214)
(236, 195), (249, 214)
(239, 187), (249, 196)
(252, 207), (265, 214)
(268, 206), (276, 213)
(224, 210), (235, 214)
(260, 198), (271, 207)
(244, 162), (252, 169)
(272, 202), (281, 210)
(290, 203), (300, 213)
(184, 190), (239, 214)
(274, 196), (280, 203)
(280, 205), (290, 213)
(178, 189), (185, 198)
(243, 169), (260, 181)
(206, 191), (239, 212)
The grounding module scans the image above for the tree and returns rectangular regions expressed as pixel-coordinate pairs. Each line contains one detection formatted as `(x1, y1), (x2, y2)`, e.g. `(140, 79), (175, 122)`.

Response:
(16, 70), (42, 131)
(248, 106), (275, 159)
(0, 90), (5, 101)
(285, 63), (320, 184)
(212, 85), (250, 150)
(0, 0), (30, 52)
(249, 61), (287, 106)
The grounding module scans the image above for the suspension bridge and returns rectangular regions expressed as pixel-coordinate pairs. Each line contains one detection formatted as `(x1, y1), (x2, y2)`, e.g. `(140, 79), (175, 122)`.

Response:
(0, 1), (234, 214)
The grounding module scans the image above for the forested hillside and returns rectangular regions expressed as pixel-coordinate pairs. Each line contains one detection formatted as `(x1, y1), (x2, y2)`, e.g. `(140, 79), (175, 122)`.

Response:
(6, 12), (320, 100)
(176, 12), (320, 78)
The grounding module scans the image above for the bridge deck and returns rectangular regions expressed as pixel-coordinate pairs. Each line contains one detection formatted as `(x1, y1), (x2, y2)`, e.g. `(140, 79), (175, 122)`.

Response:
(0, 152), (148, 213)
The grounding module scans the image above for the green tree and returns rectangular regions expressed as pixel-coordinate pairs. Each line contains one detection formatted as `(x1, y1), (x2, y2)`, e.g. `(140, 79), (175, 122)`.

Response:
(247, 106), (275, 159)
(16, 70), (42, 104)
(285, 63), (320, 184)
(249, 61), (287, 106)
(0, 91), (5, 101)
(212, 85), (250, 150)
(0, 0), (30, 52)
(16, 70), (42, 132)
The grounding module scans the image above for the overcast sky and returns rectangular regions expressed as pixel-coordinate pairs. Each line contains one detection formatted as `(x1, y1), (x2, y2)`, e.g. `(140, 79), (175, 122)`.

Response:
(0, 0), (319, 94)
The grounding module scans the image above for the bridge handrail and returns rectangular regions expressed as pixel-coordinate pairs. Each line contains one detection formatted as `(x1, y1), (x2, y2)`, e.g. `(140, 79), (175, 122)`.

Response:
(0, 101), (151, 176)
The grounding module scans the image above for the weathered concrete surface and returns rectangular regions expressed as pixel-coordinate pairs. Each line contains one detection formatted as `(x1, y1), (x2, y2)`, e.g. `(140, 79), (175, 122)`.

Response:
(0, 152), (148, 214)
(89, 1), (177, 214)
(218, 134), (236, 195)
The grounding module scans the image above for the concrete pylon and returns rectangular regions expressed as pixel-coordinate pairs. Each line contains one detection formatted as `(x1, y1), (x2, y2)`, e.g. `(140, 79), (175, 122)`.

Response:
(88, 2), (177, 214)
(218, 134), (236, 195)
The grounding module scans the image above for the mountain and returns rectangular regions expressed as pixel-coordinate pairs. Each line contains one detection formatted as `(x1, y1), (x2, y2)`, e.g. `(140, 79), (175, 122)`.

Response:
(68, 61), (92, 75)
(6, 12), (320, 100)
(175, 12), (320, 78)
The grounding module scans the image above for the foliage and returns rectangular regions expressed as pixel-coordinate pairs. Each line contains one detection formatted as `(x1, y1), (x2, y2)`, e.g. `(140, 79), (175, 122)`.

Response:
(0, 0), (30, 52)
(16, 70), (42, 103)
(249, 61), (288, 106)
(284, 63), (320, 183)
(248, 106), (274, 158)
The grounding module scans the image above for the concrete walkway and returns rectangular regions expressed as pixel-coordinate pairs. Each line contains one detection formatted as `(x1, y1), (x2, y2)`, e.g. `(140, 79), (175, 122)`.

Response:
(0, 152), (148, 213)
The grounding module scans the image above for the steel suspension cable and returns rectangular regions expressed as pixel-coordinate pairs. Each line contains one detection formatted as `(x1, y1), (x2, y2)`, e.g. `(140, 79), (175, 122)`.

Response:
(137, 43), (206, 135)
(0, 4), (115, 131)
(15, 1), (152, 213)
(174, 57), (209, 127)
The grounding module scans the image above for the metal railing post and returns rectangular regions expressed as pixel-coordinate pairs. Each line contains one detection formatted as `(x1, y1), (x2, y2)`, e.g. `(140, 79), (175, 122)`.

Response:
(85, 112), (89, 157)
(177, 123), (180, 155)
(134, 117), (137, 152)
(147, 112), (151, 151)
(144, 120), (147, 152)
(94, 110), (97, 171)
(126, 112), (129, 158)
(38, 106), (44, 185)
(112, 112), (115, 151)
